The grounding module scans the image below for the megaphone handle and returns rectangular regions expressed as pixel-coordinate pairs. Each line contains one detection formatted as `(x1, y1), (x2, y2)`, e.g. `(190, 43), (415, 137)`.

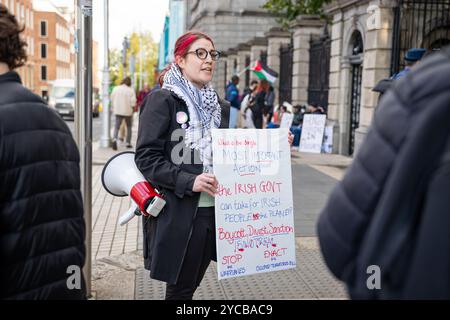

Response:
(119, 203), (138, 226)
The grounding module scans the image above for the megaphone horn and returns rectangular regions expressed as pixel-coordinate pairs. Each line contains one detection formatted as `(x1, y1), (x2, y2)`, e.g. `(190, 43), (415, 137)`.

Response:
(101, 151), (166, 225)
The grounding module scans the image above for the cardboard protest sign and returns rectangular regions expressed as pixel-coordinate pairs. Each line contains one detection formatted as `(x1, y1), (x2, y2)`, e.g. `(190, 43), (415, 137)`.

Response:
(280, 113), (294, 129)
(322, 125), (333, 154)
(212, 129), (296, 280)
(299, 114), (326, 153)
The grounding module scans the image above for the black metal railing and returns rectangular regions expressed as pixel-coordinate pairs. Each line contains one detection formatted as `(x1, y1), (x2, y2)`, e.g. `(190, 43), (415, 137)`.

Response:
(391, 0), (450, 75)
(279, 43), (293, 104)
(308, 33), (331, 109)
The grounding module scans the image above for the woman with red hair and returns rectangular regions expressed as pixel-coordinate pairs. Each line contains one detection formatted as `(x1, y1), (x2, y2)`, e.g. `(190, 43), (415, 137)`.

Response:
(136, 31), (292, 300)
(135, 31), (230, 300)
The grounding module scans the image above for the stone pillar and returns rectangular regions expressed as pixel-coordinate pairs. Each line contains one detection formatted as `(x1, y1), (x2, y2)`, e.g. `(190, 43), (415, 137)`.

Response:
(225, 49), (238, 86)
(327, 10), (344, 154)
(354, 0), (396, 154)
(290, 15), (324, 106)
(214, 55), (227, 98)
(236, 43), (251, 91)
(248, 37), (268, 82)
(265, 27), (292, 106)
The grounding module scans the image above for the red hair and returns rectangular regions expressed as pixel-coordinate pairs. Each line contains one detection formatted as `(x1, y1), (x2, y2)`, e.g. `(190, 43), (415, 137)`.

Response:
(158, 31), (215, 86)
(257, 79), (270, 93)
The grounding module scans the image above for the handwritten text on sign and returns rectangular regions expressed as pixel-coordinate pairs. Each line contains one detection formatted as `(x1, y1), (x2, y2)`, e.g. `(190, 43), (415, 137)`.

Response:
(299, 114), (327, 153)
(212, 129), (296, 280)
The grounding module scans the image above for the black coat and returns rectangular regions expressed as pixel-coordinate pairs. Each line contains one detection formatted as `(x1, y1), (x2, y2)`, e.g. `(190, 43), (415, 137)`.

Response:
(135, 88), (230, 285)
(0, 72), (86, 300)
(253, 91), (266, 129)
(317, 47), (450, 299)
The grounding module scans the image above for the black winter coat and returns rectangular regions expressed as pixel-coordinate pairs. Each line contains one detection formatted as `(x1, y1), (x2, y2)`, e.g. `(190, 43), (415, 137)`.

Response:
(317, 47), (450, 299)
(0, 72), (86, 300)
(135, 89), (229, 285)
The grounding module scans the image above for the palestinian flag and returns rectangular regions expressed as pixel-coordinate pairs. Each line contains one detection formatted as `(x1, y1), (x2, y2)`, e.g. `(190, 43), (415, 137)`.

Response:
(252, 60), (278, 83)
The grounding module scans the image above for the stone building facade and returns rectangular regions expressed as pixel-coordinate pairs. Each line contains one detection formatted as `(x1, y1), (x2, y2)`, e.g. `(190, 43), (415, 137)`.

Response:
(182, 0), (450, 156)
(325, 0), (397, 155)
(185, 0), (279, 96)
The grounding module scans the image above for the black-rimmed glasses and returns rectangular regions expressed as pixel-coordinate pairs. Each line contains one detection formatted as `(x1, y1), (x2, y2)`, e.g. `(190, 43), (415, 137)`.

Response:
(186, 48), (221, 61)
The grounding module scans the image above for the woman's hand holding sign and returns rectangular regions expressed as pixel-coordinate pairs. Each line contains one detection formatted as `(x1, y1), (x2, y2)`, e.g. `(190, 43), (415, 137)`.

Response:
(193, 173), (219, 197)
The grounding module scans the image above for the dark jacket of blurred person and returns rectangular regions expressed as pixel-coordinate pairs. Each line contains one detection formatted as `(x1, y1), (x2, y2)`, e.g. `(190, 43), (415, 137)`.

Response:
(253, 80), (270, 129)
(317, 46), (450, 299)
(0, 4), (86, 300)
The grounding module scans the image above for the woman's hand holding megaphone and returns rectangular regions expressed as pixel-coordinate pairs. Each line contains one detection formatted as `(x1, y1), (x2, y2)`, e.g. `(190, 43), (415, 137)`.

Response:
(193, 173), (218, 197)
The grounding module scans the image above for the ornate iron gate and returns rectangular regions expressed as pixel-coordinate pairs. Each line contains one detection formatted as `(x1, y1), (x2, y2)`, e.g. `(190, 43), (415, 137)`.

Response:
(391, 0), (450, 75)
(349, 64), (363, 156)
(308, 32), (331, 109)
(349, 31), (364, 156)
(279, 43), (293, 104)
(260, 50), (268, 65)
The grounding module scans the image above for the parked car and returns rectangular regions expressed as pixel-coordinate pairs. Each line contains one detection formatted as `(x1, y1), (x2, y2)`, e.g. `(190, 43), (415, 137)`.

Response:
(48, 79), (100, 119)
(48, 79), (75, 119)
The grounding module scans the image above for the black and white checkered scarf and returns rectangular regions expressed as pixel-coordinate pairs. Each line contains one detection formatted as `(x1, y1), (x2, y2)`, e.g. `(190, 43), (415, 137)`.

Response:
(162, 63), (221, 172)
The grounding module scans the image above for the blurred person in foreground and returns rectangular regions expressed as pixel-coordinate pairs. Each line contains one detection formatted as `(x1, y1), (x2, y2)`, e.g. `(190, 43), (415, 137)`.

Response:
(0, 4), (86, 300)
(317, 45), (450, 299)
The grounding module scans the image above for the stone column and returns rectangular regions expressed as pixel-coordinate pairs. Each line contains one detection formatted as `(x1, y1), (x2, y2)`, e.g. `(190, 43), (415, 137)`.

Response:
(225, 48), (238, 86)
(248, 37), (268, 82)
(354, 0), (396, 154)
(214, 54), (227, 98)
(236, 43), (251, 90)
(327, 10), (344, 154)
(290, 15), (324, 106)
(265, 27), (292, 106)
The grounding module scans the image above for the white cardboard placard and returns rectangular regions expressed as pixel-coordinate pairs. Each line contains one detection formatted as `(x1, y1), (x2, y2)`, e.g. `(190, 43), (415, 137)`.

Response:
(299, 114), (327, 153)
(212, 129), (296, 280)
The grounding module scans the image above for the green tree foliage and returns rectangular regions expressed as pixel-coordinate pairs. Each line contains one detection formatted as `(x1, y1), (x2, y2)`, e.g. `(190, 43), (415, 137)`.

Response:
(109, 31), (158, 91)
(262, 0), (331, 28)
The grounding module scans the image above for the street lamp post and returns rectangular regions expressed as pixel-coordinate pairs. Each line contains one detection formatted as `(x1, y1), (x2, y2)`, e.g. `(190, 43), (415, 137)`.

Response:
(100, 0), (111, 148)
(75, 0), (93, 298)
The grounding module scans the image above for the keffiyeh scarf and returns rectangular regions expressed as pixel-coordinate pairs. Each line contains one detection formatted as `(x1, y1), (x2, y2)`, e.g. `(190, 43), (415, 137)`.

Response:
(162, 63), (221, 172)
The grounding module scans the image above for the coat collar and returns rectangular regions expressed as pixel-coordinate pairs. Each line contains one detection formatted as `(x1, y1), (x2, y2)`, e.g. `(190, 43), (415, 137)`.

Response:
(0, 71), (22, 85)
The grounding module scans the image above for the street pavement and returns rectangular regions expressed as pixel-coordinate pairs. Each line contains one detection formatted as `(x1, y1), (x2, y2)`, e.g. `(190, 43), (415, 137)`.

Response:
(90, 114), (353, 300)
(65, 116), (103, 142)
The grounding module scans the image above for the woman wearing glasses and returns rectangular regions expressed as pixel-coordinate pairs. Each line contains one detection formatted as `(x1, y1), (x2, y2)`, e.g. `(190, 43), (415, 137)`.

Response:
(135, 31), (228, 300)
(136, 31), (293, 300)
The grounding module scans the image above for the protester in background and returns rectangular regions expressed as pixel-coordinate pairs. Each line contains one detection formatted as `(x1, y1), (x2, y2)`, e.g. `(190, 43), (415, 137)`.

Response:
(0, 4), (86, 300)
(225, 75), (241, 128)
(239, 80), (258, 128)
(392, 48), (426, 80)
(253, 79), (270, 129)
(111, 76), (137, 150)
(136, 83), (151, 113)
(307, 102), (326, 115)
(266, 103), (290, 129)
(290, 104), (305, 150)
(264, 85), (275, 123)
(318, 46), (450, 299)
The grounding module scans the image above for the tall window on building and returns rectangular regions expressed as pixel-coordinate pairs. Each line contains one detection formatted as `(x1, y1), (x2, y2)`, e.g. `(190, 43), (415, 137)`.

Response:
(41, 65), (47, 81)
(40, 21), (47, 37)
(41, 43), (47, 59)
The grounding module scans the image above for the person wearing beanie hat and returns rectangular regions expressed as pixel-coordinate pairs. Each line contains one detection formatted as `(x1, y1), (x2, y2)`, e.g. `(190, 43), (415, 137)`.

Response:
(392, 48), (427, 80)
